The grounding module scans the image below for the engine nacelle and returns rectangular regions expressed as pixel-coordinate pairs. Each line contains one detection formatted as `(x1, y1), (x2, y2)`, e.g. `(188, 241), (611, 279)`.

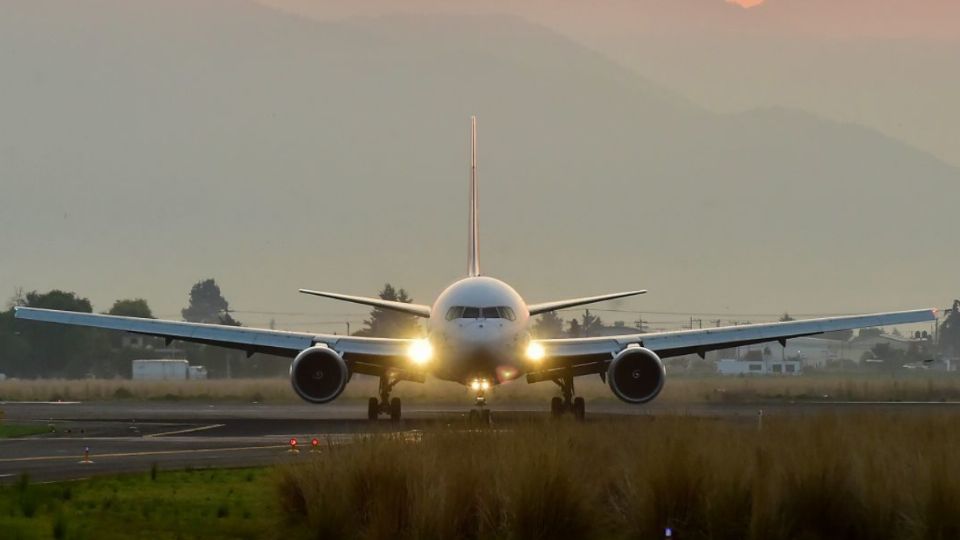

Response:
(607, 347), (666, 404)
(289, 346), (348, 404)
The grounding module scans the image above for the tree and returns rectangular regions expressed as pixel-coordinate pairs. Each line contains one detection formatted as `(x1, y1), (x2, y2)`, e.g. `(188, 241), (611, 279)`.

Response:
(580, 310), (604, 337)
(18, 290), (107, 377)
(779, 313), (795, 322)
(0, 308), (30, 377)
(108, 298), (154, 319)
(353, 284), (421, 338)
(25, 290), (93, 313)
(181, 279), (240, 326)
(939, 300), (960, 355)
(567, 318), (582, 338)
(531, 311), (564, 338)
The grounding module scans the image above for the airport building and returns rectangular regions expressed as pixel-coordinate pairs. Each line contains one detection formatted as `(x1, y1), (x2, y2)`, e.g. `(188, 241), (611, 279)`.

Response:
(717, 358), (802, 375)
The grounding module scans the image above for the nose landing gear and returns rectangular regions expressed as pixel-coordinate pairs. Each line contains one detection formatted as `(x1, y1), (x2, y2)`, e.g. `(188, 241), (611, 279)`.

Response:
(468, 379), (492, 426)
(551, 373), (585, 421)
(367, 374), (402, 422)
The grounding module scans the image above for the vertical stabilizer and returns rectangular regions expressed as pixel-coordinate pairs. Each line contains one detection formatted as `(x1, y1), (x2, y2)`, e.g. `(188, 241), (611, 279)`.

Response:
(468, 116), (480, 277)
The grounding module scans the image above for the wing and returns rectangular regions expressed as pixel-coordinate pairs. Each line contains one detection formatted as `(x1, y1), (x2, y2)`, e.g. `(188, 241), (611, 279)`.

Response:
(527, 309), (938, 381)
(527, 290), (646, 316)
(14, 307), (416, 378)
(298, 289), (431, 318)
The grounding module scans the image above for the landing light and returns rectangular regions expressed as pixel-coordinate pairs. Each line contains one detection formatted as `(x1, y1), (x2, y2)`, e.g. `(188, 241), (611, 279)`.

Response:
(408, 339), (433, 365)
(470, 379), (490, 391)
(526, 341), (546, 362)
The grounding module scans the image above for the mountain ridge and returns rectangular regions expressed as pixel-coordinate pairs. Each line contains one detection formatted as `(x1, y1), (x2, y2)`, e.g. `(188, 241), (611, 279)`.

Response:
(1, 0), (955, 321)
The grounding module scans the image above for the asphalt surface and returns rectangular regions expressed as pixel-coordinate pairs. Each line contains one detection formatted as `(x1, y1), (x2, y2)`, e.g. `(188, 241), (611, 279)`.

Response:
(3, 399), (960, 484)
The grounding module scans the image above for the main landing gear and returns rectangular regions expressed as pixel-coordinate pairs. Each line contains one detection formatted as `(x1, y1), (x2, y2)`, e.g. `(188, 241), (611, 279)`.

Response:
(367, 374), (402, 422)
(550, 373), (585, 421)
(468, 379), (492, 426)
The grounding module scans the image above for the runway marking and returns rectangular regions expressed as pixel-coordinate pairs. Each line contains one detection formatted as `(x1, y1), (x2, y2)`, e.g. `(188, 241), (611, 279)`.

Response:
(0, 444), (288, 463)
(807, 401), (960, 405)
(0, 401), (82, 405)
(144, 424), (225, 438)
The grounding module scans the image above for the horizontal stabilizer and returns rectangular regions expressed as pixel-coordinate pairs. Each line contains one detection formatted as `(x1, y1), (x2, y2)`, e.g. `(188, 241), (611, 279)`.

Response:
(528, 290), (647, 316)
(298, 289), (432, 318)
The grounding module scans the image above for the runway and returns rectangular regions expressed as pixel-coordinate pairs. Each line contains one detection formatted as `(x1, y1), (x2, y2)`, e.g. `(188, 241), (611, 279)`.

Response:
(3, 399), (960, 484)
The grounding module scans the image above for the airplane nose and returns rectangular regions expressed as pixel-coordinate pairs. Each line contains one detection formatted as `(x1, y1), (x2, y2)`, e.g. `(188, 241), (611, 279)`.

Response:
(457, 320), (504, 346)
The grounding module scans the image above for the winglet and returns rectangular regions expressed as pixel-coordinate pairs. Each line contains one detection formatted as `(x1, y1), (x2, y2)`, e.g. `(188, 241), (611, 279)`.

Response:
(468, 116), (480, 277)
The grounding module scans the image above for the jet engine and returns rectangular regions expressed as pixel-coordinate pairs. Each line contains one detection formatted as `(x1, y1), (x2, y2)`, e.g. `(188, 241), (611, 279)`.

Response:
(289, 346), (348, 404)
(607, 347), (666, 404)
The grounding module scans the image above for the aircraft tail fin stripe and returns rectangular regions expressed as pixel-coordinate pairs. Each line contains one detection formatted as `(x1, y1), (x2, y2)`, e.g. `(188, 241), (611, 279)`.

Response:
(468, 116), (480, 277)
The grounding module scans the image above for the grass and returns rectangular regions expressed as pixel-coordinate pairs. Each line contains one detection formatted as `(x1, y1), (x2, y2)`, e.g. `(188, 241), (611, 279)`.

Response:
(3, 374), (960, 404)
(0, 424), (50, 439)
(0, 468), (277, 540)
(2, 414), (959, 539)
(275, 413), (960, 540)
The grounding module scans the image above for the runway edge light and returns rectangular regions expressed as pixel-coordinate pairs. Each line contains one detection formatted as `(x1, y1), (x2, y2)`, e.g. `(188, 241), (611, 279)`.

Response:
(288, 438), (300, 455)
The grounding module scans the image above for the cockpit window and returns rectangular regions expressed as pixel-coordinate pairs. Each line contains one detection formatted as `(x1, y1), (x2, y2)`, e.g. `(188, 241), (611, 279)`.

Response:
(446, 306), (516, 321)
(480, 307), (498, 319)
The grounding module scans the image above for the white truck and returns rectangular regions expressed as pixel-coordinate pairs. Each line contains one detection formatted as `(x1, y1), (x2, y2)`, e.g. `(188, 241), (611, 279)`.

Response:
(132, 359), (206, 380)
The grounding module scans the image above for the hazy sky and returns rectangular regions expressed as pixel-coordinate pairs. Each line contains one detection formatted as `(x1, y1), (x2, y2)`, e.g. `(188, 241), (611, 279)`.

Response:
(2, 0), (956, 334)
(264, 0), (960, 168)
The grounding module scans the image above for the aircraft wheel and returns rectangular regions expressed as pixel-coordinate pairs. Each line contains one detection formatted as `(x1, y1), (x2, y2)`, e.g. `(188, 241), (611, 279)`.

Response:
(550, 397), (563, 417)
(367, 397), (379, 420)
(480, 409), (491, 426)
(389, 397), (402, 422)
(572, 397), (585, 422)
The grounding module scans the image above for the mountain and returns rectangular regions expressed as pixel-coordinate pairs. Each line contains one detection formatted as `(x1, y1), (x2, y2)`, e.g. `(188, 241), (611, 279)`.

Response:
(1, 0), (956, 324)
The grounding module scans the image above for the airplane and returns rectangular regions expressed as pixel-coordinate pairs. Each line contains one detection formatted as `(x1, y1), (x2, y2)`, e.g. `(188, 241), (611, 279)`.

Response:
(15, 117), (937, 423)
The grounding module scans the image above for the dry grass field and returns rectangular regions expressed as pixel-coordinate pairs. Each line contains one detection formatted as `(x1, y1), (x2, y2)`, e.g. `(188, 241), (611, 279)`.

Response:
(275, 413), (960, 540)
(2, 374), (960, 405)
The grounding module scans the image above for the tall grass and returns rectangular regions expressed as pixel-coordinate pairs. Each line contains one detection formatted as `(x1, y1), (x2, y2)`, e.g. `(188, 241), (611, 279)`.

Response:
(2, 375), (960, 404)
(275, 413), (960, 540)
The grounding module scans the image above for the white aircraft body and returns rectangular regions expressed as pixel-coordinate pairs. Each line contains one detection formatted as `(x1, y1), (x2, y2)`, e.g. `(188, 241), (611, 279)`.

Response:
(15, 117), (937, 422)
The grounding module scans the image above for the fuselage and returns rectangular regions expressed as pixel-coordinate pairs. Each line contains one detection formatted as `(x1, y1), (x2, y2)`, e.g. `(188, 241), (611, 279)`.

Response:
(427, 276), (531, 386)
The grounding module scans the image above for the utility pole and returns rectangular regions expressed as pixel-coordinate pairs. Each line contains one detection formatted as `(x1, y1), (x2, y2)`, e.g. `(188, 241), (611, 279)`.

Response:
(633, 314), (647, 333)
(345, 322), (351, 336)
